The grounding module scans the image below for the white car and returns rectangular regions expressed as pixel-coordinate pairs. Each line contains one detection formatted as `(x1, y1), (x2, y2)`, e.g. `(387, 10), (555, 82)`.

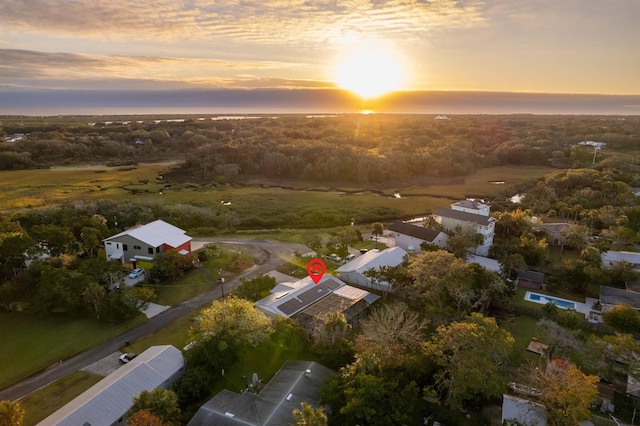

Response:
(128, 268), (144, 279)
(119, 352), (137, 364)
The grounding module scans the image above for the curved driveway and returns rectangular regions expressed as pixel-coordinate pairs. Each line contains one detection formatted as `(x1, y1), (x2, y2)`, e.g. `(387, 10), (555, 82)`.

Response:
(0, 238), (309, 402)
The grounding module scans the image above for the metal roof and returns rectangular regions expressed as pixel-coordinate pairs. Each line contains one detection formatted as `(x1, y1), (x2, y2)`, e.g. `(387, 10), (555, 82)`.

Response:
(602, 250), (640, 265)
(336, 246), (407, 274)
(104, 220), (191, 249)
(187, 360), (336, 426)
(466, 254), (502, 273)
(39, 345), (184, 426)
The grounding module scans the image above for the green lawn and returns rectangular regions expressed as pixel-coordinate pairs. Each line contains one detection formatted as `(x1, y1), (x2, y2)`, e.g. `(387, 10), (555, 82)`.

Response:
(152, 269), (213, 307)
(500, 314), (546, 367)
(20, 371), (103, 426)
(127, 311), (198, 355)
(211, 322), (319, 396)
(0, 312), (145, 389)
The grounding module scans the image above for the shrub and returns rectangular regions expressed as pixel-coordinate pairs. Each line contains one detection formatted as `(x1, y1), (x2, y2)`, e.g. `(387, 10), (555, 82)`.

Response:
(603, 305), (640, 333)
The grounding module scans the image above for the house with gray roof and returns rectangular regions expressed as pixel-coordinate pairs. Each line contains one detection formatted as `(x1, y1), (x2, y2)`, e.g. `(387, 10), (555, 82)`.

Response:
(187, 360), (335, 426)
(388, 220), (449, 252)
(600, 285), (640, 312)
(38, 345), (184, 426)
(433, 200), (496, 256)
(254, 275), (379, 335)
(103, 219), (192, 264)
(516, 270), (545, 290)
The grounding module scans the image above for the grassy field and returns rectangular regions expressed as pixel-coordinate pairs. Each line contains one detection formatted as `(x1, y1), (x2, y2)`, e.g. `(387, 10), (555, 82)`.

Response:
(127, 310), (198, 355)
(0, 312), (145, 389)
(151, 270), (212, 307)
(20, 371), (103, 426)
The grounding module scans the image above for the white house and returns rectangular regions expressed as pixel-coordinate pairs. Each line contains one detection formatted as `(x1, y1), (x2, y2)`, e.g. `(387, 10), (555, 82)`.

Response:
(336, 246), (408, 292)
(388, 220), (449, 252)
(601, 250), (640, 270)
(39, 345), (184, 426)
(433, 200), (496, 256)
(103, 220), (192, 264)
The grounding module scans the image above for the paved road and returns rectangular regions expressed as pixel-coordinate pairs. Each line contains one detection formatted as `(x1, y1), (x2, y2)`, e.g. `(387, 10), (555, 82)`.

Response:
(0, 238), (309, 402)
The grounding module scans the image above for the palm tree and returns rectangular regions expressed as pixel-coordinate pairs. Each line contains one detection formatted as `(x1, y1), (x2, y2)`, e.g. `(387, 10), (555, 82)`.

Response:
(372, 222), (384, 249)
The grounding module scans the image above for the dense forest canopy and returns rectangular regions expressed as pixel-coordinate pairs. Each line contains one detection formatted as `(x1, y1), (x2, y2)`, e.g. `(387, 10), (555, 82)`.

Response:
(2, 114), (640, 183)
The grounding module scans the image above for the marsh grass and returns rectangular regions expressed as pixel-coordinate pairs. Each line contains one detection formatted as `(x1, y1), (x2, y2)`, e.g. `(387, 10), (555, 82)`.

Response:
(0, 165), (552, 223)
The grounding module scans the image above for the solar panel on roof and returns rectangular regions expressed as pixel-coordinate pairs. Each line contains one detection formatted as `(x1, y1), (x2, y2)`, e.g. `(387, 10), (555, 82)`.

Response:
(278, 298), (304, 315)
(277, 279), (341, 316)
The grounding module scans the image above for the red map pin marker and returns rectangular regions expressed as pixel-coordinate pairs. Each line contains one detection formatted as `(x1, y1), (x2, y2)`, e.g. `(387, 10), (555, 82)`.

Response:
(306, 258), (326, 285)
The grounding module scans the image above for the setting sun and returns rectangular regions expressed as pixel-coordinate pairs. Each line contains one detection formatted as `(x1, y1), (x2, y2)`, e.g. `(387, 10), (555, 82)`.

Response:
(334, 46), (404, 99)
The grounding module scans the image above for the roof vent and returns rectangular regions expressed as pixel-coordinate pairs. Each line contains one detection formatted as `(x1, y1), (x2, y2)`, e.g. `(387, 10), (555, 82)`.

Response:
(286, 393), (293, 401)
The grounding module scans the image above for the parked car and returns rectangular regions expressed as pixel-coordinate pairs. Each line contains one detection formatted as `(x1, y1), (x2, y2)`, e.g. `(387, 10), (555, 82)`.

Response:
(359, 249), (369, 254)
(327, 254), (342, 262)
(345, 254), (356, 261)
(119, 352), (137, 364)
(128, 268), (144, 279)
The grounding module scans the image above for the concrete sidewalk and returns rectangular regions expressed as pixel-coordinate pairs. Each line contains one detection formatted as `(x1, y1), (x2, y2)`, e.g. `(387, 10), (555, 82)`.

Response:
(142, 302), (170, 319)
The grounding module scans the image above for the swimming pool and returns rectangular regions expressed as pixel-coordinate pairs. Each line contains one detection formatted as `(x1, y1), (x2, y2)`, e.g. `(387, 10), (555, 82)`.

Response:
(524, 291), (576, 310)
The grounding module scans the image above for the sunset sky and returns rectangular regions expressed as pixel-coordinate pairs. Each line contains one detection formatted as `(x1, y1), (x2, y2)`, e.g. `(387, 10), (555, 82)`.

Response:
(1, 0), (639, 113)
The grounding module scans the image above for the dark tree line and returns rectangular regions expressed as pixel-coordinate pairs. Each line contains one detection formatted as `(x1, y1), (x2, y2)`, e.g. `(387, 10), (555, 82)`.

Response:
(3, 114), (640, 183)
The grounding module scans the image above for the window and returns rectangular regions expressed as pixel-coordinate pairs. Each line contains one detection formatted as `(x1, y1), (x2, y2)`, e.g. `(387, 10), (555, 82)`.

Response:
(148, 247), (153, 255)
(123, 244), (128, 251)
(106, 242), (112, 245)
(134, 245), (141, 250)
(156, 247), (161, 253)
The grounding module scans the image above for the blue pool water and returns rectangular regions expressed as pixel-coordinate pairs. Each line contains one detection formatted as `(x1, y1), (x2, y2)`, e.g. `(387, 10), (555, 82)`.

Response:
(526, 292), (576, 309)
